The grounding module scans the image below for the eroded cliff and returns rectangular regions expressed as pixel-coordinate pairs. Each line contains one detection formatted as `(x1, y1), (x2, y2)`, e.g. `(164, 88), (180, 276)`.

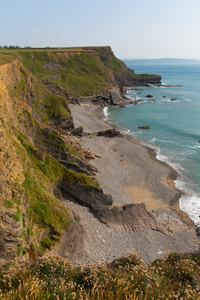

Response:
(0, 47), (161, 262)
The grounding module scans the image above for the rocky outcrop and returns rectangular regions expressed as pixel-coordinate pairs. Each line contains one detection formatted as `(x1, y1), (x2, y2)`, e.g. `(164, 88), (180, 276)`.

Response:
(71, 126), (84, 137)
(57, 179), (170, 234)
(97, 129), (122, 137)
(138, 126), (150, 130)
(57, 179), (113, 211)
(110, 89), (124, 105)
(97, 204), (168, 233)
(124, 75), (161, 87)
(53, 210), (86, 262)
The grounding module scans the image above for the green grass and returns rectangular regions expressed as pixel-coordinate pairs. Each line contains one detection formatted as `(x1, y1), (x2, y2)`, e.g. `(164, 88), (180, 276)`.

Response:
(35, 83), (70, 121)
(17, 51), (33, 69)
(7, 48), (113, 97)
(4, 199), (14, 209)
(13, 208), (21, 222)
(0, 51), (16, 65)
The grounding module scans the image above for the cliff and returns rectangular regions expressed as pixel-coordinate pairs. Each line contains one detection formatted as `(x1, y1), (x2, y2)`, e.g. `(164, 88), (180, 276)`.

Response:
(0, 47), (161, 262)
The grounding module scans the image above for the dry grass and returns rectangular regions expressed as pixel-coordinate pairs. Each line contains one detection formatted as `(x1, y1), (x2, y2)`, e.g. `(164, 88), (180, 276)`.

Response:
(0, 251), (200, 299)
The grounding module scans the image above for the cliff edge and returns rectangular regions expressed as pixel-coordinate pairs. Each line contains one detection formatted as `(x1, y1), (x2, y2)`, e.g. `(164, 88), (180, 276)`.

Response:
(0, 47), (161, 262)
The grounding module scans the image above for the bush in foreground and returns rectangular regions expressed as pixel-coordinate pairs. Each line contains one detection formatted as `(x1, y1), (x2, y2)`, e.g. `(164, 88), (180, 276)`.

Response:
(0, 251), (200, 299)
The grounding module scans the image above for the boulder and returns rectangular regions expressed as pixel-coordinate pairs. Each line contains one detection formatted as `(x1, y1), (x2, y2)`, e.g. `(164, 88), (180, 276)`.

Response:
(145, 94), (154, 98)
(196, 227), (200, 236)
(85, 150), (95, 159)
(97, 129), (122, 137)
(110, 91), (124, 105)
(71, 126), (83, 136)
(138, 126), (150, 130)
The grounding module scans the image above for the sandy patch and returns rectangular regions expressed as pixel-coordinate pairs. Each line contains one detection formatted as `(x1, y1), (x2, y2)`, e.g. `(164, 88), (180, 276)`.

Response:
(124, 184), (168, 211)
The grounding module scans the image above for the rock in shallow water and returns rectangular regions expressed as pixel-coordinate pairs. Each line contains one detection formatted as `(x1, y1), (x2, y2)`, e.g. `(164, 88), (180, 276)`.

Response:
(138, 126), (150, 130)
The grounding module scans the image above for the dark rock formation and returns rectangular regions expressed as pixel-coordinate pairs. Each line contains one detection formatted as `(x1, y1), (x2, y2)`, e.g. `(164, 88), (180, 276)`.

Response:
(145, 95), (154, 98)
(138, 126), (150, 130)
(196, 227), (200, 236)
(133, 100), (144, 106)
(57, 179), (113, 211)
(44, 61), (60, 71)
(124, 75), (161, 87)
(57, 180), (169, 234)
(54, 116), (74, 130)
(97, 129), (122, 138)
(71, 126), (84, 137)
(97, 204), (167, 233)
(59, 156), (97, 176)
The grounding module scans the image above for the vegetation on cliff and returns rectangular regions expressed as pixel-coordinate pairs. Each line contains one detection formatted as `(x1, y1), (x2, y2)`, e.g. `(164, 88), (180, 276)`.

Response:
(0, 46), (160, 261)
(0, 47), (126, 259)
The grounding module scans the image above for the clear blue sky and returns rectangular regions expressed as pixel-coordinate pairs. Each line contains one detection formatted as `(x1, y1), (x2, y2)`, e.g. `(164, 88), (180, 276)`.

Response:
(1, 0), (200, 59)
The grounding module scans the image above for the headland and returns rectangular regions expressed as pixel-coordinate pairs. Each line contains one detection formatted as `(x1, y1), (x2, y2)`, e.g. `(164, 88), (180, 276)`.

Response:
(0, 46), (198, 265)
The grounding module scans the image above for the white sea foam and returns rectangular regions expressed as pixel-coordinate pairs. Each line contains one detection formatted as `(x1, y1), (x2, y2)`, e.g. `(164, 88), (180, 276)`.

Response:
(179, 194), (200, 226)
(125, 127), (200, 227)
(152, 137), (180, 146)
(103, 107), (108, 119)
(188, 145), (200, 149)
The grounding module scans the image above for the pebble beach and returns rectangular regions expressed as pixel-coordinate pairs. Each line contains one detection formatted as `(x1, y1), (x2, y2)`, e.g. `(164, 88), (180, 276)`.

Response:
(63, 102), (199, 265)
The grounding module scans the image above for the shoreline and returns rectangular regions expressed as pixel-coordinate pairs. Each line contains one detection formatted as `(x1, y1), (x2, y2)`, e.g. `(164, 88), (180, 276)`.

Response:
(96, 106), (196, 228)
(65, 102), (199, 264)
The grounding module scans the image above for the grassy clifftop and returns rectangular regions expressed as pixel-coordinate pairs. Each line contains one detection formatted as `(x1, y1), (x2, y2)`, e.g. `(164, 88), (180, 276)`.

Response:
(0, 47), (127, 97)
(0, 46), (161, 95)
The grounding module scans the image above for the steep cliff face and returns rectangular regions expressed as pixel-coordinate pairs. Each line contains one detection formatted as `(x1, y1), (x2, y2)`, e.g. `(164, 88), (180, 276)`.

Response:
(0, 71), (29, 260)
(0, 48), (121, 261)
(0, 47), (161, 262)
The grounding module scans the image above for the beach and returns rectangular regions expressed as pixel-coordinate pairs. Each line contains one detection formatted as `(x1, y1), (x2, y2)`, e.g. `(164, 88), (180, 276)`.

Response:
(63, 102), (199, 265)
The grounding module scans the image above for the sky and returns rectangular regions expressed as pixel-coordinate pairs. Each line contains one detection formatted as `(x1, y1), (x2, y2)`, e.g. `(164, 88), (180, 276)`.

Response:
(1, 0), (200, 59)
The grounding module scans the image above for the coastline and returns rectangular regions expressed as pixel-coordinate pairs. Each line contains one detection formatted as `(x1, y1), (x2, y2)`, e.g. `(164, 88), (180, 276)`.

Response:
(95, 106), (196, 228)
(65, 102), (199, 265)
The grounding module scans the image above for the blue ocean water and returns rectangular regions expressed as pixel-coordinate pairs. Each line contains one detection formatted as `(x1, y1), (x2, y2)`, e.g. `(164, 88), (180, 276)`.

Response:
(105, 63), (200, 225)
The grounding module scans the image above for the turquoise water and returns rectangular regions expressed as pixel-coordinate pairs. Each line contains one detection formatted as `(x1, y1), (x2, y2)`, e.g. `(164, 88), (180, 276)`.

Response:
(105, 63), (200, 225)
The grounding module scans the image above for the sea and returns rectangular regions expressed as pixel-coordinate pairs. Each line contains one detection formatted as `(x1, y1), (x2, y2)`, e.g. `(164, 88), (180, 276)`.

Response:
(104, 61), (200, 226)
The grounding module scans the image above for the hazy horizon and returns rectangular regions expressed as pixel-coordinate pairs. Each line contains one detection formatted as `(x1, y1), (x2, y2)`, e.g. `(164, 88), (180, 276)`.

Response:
(1, 0), (200, 60)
